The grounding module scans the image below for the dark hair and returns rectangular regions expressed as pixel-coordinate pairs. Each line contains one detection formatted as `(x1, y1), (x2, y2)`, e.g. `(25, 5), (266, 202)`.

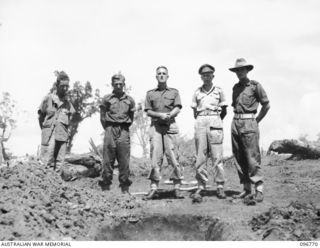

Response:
(156, 66), (168, 73)
(56, 71), (70, 86)
(111, 73), (125, 83)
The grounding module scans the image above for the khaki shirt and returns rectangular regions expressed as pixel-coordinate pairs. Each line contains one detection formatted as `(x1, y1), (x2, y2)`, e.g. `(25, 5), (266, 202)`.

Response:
(100, 92), (135, 125)
(191, 84), (227, 129)
(191, 84), (227, 112)
(38, 94), (75, 143)
(145, 87), (182, 124)
(232, 80), (269, 114)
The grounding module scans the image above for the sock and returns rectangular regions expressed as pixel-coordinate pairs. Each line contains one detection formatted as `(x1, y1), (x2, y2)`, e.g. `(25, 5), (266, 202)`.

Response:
(255, 183), (263, 193)
(151, 181), (159, 190)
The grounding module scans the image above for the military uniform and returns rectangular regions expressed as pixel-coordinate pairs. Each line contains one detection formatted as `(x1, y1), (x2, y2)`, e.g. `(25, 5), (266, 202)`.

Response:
(145, 87), (183, 189)
(100, 92), (135, 189)
(191, 84), (227, 190)
(231, 79), (269, 189)
(38, 93), (75, 168)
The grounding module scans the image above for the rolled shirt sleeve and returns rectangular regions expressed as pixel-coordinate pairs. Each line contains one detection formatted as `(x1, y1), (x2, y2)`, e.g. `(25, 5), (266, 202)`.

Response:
(219, 88), (228, 107)
(173, 90), (182, 109)
(38, 95), (49, 115)
(129, 96), (136, 112)
(256, 83), (269, 104)
(144, 92), (152, 112)
(190, 91), (197, 109)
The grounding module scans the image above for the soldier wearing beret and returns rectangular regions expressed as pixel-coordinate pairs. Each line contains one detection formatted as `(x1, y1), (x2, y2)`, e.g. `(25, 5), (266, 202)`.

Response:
(190, 64), (228, 203)
(143, 66), (184, 200)
(99, 73), (135, 194)
(229, 58), (270, 203)
(38, 71), (75, 171)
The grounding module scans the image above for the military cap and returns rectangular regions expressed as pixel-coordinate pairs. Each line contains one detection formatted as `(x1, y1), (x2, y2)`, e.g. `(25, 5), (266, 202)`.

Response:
(229, 58), (254, 72)
(111, 73), (125, 83)
(198, 64), (215, 74)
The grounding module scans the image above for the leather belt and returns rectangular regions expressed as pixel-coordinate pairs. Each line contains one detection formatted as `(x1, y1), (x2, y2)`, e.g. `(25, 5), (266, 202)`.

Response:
(233, 113), (255, 119)
(197, 110), (219, 116)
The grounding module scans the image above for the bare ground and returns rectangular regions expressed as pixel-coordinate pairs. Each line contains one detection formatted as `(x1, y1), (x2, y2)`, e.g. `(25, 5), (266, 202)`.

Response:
(0, 155), (319, 241)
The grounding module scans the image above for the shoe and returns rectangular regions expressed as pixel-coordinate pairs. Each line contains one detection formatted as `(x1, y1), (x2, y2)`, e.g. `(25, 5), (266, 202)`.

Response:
(143, 189), (158, 200)
(99, 181), (111, 191)
(255, 191), (264, 202)
(121, 186), (130, 195)
(216, 188), (226, 199)
(173, 189), (184, 199)
(191, 189), (203, 203)
(233, 190), (252, 199)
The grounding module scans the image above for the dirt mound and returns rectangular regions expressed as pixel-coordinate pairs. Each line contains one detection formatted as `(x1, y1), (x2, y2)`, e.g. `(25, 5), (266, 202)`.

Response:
(0, 157), (141, 241)
(1, 154), (320, 241)
(250, 201), (320, 240)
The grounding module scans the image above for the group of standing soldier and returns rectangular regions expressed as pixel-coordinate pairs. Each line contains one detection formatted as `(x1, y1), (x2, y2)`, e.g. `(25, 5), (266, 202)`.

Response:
(38, 58), (270, 204)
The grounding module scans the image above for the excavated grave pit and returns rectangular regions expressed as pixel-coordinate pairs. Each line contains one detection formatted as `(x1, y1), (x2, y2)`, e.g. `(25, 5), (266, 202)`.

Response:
(94, 214), (236, 241)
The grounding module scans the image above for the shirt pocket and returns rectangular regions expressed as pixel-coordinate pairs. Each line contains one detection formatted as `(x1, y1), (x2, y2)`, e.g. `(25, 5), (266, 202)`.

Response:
(109, 98), (118, 112)
(241, 92), (253, 105)
(150, 95), (160, 109)
(212, 91), (220, 100)
(164, 95), (175, 107)
(58, 109), (71, 125)
(208, 93), (220, 107)
(121, 99), (131, 113)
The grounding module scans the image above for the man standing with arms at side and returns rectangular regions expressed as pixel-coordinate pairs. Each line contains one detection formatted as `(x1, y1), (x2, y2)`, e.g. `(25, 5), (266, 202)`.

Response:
(229, 58), (270, 203)
(143, 66), (184, 200)
(191, 64), (228, 203)
(99, 73), (135, 194)
(38, 71), (75, 171)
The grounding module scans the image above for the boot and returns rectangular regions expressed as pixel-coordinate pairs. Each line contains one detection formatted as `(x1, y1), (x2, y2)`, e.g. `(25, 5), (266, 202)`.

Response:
(173, 188), (184, 199)
(121, 186), (130, 195)
(255, 191), (264, 202)
(234, 190), (252, 199)
(191, 189), (203, 203)
(99, 180), (111, 191)
(234, 182), (252, 199)
(217, 188), (226, 199)
(143, 189), (158, 200)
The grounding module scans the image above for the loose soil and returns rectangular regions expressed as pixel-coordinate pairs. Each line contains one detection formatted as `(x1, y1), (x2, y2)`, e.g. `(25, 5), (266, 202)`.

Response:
(0, 155), (319, 241)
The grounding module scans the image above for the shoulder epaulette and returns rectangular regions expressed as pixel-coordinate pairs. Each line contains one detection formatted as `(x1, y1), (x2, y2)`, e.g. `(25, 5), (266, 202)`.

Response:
(104, 93), (113, 98)
(147, 88), (157, 93)
(126, 94), (134, 101)
(168, 87), (178, 91)
(102, 94), (113, 101)
(194, 87), (202, 93)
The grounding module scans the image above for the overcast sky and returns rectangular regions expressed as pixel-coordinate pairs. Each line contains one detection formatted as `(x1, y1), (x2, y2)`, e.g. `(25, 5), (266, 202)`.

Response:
(1, 0), (320, 156)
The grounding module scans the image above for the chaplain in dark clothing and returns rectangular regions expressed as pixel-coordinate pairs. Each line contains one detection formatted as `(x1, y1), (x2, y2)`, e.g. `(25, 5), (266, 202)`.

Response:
(99, 73), (135, 194)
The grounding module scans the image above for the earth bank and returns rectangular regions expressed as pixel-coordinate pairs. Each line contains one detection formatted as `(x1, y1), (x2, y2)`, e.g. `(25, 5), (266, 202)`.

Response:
(0, 155), (319, 241)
